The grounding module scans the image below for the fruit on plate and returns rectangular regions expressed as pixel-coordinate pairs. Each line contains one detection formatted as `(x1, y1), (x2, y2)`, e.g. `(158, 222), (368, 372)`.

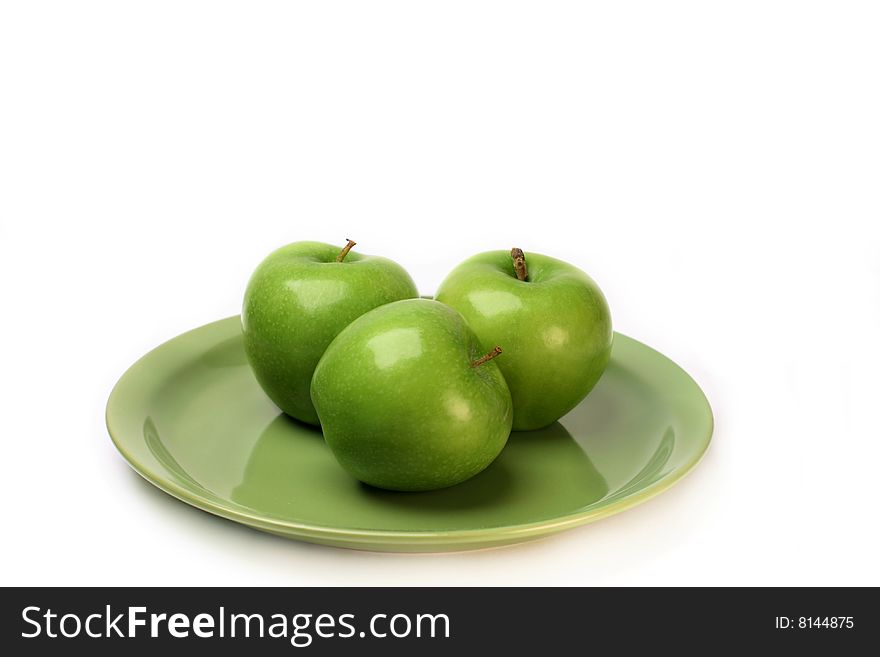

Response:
(435, 248), (612, 431)
(310, 298), (513, 491)
(242, 240), (418, 425)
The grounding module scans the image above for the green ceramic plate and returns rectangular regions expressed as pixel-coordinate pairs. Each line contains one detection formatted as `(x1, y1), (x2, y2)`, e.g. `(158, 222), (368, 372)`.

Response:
(106, 316), (713, 552)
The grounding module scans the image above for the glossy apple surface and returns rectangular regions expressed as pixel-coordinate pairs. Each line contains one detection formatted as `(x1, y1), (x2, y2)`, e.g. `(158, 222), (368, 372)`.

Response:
(242, 241), (418, 425)
(436, 250), (612, 430)
(311, 298), (513, 491)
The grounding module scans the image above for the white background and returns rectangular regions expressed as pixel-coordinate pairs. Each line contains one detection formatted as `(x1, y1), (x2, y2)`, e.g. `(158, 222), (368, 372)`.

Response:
(2, 1), (878, 586)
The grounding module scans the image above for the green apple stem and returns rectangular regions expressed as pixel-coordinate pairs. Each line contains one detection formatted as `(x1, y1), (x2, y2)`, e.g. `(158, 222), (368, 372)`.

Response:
(511, 247), (528, 281)
(472, 346), (503, 368)
(336, 239), (357, 262)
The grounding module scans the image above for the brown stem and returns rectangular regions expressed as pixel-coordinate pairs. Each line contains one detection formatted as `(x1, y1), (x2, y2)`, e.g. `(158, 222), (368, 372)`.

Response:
(336, 239), (357, 262)
(472, 346), (503, 367)
(511, 247), (528, 281)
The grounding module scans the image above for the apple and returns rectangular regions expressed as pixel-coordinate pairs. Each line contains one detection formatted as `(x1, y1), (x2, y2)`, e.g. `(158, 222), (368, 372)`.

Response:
(242, 240), (418, 425)
(435, 248), (612, 431)
(310, 298), (513, 491)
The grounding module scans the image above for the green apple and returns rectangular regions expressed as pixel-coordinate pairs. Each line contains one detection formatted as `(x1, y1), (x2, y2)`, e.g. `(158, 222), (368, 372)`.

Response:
(435, 248), (612, 431)
(310, 298), (513, 491)
(242, 240), (418, 425)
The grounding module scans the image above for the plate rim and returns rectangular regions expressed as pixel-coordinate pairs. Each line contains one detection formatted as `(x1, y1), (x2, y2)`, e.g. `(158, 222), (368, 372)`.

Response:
(106, 316), (714, 549)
